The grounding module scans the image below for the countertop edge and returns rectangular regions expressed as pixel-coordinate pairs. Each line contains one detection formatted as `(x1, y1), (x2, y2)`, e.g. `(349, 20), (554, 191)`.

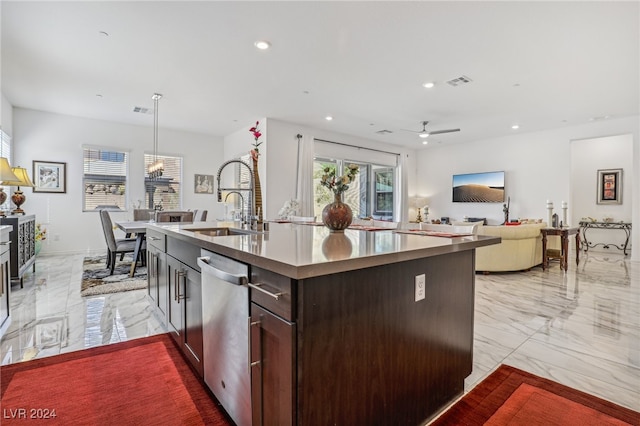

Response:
(150, 223), (500, 279)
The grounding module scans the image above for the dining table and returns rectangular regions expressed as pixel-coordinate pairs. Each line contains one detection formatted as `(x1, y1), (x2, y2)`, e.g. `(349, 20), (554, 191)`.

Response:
(114, 220), (149, 277)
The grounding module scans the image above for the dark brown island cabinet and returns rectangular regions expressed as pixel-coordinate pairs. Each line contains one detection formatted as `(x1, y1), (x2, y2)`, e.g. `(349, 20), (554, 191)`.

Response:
(146, 222), (499, 425)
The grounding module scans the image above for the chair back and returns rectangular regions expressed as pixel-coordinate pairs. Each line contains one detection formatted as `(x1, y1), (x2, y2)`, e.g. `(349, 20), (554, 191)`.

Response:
(156, 211), (194, 222)
(194, 209), (208, 221)
(99, 209), (117, 251)
(133, 209), (155, 221)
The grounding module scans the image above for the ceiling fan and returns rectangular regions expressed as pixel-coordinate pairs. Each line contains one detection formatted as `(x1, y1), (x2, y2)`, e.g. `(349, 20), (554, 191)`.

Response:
(403, 121), (460, 139)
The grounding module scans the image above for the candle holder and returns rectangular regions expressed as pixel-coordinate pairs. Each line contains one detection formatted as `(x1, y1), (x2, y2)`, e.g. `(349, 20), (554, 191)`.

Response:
(546, 200), (554, 228)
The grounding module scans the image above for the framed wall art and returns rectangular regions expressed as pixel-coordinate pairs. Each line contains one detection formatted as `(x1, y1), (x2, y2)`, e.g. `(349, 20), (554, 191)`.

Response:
(597, 168), (622, 205)
(33, 160), (66, 193)
(194, 174), (214, 194)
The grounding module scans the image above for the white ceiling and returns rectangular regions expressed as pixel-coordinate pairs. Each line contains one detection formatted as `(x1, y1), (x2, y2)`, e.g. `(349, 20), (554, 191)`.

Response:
(2, 1), (638, 149)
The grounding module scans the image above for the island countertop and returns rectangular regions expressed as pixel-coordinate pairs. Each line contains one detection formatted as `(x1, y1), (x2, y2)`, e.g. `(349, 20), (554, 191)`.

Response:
(148, 221), (500, 279)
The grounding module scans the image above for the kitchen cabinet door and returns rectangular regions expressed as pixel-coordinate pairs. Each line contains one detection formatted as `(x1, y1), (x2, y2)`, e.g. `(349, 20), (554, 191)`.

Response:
(147, 246), (167, 319)
(167, 255), (183, 341)
(183, 265), (203, 377)
(167, 254), (203, 377)
(0, 243), (10, 335)
(250, 303), (296, 426)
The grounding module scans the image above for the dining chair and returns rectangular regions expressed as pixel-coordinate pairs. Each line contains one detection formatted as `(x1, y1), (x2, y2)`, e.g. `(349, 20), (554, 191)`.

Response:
(133, 208), (155, 221)
(156, 211), (194, 222)
(99, 210), (145, 275)
(193, 209), (208, 221)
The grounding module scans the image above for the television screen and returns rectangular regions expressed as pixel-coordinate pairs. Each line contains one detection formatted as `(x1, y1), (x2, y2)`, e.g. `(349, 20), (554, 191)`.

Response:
(452, 171), (505, 202)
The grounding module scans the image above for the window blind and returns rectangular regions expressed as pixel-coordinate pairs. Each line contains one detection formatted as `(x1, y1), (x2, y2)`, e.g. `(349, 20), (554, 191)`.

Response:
(83, 147), (128, 211)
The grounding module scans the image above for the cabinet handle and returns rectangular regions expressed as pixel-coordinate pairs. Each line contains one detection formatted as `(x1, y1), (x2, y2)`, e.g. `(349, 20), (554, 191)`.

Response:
(248, 282), (284, 300)
(177, 270), (186, 301)
(148, 236), (162, 241)
(248, 317), (262, 370)
(174, 270), (179, 303)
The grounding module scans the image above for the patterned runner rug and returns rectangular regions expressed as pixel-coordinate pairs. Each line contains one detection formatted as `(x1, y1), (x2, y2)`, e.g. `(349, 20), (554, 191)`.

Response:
(81, 255), (147, 297)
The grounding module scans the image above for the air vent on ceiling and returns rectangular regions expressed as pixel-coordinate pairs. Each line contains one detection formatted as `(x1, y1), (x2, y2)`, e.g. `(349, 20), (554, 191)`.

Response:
(446, 75), (473, 87)
(133, 106), (154, 114)
(375, 129), (393, 135)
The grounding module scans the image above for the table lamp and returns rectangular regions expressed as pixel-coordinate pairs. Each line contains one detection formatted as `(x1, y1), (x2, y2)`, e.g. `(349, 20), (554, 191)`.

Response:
(410, 196), (427, 222)
(2, 166), (35, 215)
(0, 158), (19, 216)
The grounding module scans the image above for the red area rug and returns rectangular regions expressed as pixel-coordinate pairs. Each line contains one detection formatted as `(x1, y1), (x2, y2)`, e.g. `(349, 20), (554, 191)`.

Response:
(1, 334), (233, 425)
(431, 364), (639, 425)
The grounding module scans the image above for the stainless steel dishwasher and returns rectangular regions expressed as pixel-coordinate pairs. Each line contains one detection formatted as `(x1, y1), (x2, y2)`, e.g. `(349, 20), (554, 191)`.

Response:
(197, 249), (251, 426)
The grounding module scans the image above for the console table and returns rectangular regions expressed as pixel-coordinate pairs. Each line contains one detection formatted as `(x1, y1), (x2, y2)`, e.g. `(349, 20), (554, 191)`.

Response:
(541, 227), (580, 271)
(578, 221), (632, 256)
(0, 215), (36, 287)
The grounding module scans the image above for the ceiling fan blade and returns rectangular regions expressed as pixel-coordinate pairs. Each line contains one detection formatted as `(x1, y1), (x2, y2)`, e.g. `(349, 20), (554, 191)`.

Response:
(427, 128), (460, 135)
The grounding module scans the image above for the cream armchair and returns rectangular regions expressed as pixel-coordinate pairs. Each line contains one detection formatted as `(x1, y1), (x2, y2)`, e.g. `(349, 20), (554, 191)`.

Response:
(475, 223), (560, 272)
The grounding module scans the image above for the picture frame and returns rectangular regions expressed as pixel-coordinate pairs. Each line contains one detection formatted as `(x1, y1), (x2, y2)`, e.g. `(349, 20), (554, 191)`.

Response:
(33, 160), (66, 193)
(194, 174), (214, 194)
(596, 168), (622, 205)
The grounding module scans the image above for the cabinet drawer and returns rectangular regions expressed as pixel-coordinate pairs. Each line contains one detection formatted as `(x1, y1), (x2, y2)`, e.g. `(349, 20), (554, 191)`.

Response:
(250, 267), (295, 321)
(167, 237), (200, 271)
(146, 229), (166, 252)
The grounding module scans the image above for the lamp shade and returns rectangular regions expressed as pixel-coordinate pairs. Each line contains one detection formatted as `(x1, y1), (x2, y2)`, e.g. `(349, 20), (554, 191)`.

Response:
(2, 166), (35, 187)
(0, 157), (19, 182)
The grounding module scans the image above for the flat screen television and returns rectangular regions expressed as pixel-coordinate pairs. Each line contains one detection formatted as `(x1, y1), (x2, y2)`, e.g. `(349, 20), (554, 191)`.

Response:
(452, 171), (505, 202)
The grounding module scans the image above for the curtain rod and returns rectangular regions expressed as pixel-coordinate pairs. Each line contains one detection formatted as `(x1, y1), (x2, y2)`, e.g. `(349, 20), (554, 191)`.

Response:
(313, 138), (400, 157)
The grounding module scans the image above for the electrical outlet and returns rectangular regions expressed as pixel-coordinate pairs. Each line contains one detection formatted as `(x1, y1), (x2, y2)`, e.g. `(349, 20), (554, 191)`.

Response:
(415, 274), (426, 302)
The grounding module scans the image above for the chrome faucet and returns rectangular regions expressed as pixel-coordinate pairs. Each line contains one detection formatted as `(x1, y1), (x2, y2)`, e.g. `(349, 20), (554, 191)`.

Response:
(216, 159), (254, 228)
(224, 191), (245, 223)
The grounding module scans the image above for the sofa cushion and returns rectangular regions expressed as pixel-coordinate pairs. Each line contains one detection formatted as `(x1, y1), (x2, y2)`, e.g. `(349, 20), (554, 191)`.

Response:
(477, 223), (545, 240)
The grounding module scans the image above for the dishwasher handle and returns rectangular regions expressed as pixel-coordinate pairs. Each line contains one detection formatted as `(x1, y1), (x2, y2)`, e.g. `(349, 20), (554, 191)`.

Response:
(197, 256), (248, 286)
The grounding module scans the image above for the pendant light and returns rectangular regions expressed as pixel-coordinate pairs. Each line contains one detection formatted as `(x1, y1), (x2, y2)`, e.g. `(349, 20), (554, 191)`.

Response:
(147, 93), (164, 179)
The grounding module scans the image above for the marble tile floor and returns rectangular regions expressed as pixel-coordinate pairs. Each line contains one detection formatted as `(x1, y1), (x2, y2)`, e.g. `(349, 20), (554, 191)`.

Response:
(1, 250), (638, 414)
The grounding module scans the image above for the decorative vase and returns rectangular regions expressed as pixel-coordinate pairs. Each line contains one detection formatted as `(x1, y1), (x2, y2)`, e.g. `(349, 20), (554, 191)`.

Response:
(321, 233), (353, 260)
(252, 157), (263, 223)
(322, 193), (353, 232)
(35, 240), (42, 256)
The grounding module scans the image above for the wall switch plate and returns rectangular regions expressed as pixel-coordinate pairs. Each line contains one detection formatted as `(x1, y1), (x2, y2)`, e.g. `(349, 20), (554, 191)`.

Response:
(415, 274), (426, 302)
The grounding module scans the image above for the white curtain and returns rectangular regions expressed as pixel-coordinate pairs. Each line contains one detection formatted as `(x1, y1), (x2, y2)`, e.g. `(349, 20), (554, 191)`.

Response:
(296, 134), (315, 216)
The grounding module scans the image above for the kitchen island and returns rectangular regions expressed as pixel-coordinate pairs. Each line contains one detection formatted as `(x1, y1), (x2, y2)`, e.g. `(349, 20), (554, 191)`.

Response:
(147, 221), (500, 425)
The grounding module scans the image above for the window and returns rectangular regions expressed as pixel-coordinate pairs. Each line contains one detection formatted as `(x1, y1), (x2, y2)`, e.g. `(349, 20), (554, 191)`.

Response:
(0, 130), (11, 212)
(313, 158), (396, 221)
(313, 140), (399, 221)
(143, 154), (183, 210)
(83, 147), (129, 211)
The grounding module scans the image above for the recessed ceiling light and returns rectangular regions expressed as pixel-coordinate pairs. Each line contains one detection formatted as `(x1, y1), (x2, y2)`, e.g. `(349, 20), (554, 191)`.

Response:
(422, 82), (435, 89)
(96, 94), (103, 98)
(511, 124), (520, 130)
(422, 140), (428, 145)
(325, 116), (333, 121)
(254, 40), (271, 50)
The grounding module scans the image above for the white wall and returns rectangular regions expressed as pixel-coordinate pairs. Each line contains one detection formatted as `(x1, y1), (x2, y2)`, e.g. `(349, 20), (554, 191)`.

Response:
(13, 108), (224, 255)
(571, 134), (633, 252)
(1, 94), (12, 138)
(416, 115), (639, 261)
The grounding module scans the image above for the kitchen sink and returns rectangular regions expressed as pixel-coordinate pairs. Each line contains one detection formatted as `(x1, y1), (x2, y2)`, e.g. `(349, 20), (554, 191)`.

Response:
(190, 227), (256, 237)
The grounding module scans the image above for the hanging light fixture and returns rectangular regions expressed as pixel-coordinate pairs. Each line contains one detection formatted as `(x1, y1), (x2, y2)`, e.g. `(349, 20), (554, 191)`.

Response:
(147, 93), (164, 179)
